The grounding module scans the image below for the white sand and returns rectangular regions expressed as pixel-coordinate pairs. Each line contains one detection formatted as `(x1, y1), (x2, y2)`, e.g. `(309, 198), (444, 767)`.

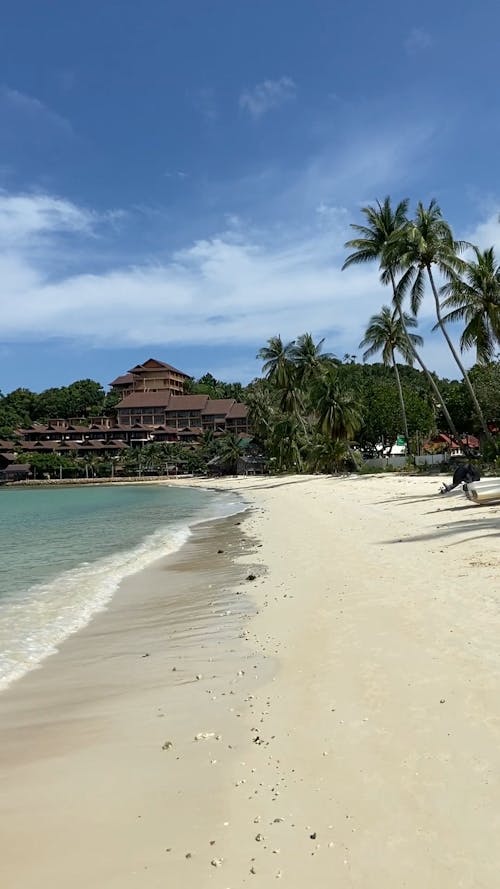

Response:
(2, 473), (500, 887)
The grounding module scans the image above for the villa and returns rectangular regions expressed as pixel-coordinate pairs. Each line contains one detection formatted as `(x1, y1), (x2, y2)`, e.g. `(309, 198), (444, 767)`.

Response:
(109, 358), (191, 398)
(12, 358), (250, 460)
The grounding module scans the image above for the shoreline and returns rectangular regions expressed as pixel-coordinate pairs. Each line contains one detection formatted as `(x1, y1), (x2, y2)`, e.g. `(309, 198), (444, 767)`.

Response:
(2, 474), (500, 886)
(0, 484), (248, 693)
(0, 511), (268, 887)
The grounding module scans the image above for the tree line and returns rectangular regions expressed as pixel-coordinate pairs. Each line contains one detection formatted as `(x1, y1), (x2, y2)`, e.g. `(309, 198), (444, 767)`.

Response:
(2, 195), (499, 475)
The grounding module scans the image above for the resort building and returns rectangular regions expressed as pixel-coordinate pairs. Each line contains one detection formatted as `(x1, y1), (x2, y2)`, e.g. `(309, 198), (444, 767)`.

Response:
(10, 358), (250, 466)
(109, 358), (191, 398)
(115, 392), (249, 434)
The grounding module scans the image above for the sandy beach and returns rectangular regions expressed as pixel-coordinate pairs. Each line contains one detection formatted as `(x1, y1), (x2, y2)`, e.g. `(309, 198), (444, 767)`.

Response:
(2, 473), (500, 888)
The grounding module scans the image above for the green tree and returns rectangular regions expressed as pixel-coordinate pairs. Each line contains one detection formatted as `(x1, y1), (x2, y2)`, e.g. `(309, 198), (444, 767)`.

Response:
(307, 433), (359, 474)
(310, 369), (362, 441)
(440, 246), (500, 365)
(400, 200), (491, 440)
(343, 196), (459, 440)
(290, 332), (336, 388)
(257, 335), (296, 387)
(215, 432), (242, 474)
(245, 383), (277, 445)
(468, 360), (500, 425)
(268, 414), (305, 473)
(359, 306), (422, 450)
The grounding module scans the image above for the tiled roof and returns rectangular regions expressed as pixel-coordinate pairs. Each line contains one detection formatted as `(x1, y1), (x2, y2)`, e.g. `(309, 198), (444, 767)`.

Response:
(109, 373), (137, 386)
(202, 399), (236, 415)
(127, 358), (190, 377)
(0, 439), (14, 451)
(2, 463), (30, 472)
(116, 391), (173, 409)
(164, 395), (209, 411)
(226, 402), (249, 418)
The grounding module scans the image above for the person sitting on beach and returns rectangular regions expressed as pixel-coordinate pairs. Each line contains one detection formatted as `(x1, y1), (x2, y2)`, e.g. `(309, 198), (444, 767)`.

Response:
(440, 463), (480, 493)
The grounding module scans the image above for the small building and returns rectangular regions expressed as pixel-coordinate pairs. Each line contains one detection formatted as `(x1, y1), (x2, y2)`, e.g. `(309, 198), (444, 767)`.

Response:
(423, 433), (480, 457)
(109, 358), (191, 398)
(1, 463), (31, 481)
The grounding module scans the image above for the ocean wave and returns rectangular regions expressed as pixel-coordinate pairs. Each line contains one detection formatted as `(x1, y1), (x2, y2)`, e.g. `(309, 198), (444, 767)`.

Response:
(0, 491), (246, 692)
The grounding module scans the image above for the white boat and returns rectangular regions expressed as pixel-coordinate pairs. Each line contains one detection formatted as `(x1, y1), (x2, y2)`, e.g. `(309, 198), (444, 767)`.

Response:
(466, 479), (500, 504)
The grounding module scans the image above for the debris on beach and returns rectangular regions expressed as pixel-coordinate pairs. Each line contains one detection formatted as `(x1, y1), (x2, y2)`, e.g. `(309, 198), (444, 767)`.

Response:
(161, 740), (173, 750)
(210, 857), (224, 867)
(246, 573), (257, 581)
(194, 731), (222, 741)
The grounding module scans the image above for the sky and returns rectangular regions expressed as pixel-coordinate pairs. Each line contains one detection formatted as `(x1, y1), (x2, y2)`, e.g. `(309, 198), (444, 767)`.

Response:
(1, 0), (500, 393)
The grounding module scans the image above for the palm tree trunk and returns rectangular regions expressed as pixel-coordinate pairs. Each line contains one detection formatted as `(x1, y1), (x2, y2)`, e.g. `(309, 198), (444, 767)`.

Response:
(426, 266), (493, 442)
(389, 271), (459, 440)
(391, 348), (410, 453)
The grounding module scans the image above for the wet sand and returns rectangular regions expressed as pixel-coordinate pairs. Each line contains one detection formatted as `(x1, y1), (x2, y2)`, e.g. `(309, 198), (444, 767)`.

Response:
(2, 474), (500, 887)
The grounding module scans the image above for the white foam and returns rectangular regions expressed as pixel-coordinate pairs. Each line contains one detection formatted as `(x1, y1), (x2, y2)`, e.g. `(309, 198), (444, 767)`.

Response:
(0, 492), (247, 691)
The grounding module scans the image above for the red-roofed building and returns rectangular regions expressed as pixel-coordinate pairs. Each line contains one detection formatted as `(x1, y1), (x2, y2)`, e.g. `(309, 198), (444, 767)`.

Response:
(109, 358), (191, 398)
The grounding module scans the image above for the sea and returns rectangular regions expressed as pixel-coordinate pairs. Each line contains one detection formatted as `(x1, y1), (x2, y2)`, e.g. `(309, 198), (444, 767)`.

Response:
(0, 484), (244, 691)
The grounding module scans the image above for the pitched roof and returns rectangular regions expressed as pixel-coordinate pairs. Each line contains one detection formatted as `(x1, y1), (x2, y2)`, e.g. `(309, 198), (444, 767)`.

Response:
(164, 395), (209, 411)
(3, 463), (30, 473)
(127, 358), (190, 377)
(0, 439), (14, 451)
(202, 399), (236, 415)
(226, 402), (249, 418)
(109, 373), (137, 386)
(116, 391), (173, 409)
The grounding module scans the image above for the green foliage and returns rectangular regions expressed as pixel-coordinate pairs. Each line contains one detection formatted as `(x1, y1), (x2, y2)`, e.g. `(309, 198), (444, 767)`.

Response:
(186, 372), (243, 400)
(0, 379), (109, 437)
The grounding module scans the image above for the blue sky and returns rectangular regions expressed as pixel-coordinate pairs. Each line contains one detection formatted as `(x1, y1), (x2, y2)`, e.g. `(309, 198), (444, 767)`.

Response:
(1, 0), (500, 392)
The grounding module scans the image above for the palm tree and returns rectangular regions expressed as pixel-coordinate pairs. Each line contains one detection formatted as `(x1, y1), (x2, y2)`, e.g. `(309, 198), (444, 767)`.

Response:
(440, 246), (500, 365)
(307, 433), (359, 475)
(400, 200), (491, 440)
(216, 432), (242, 475)
(257, 335), (296, 387)
(359, 306), (423, 450)
(245, 384), (276, 443)
(311, 369), (362, 441)
(290, 332), (336, 387)
(268, 414), (305, 473)
(343, 196), (459, 440)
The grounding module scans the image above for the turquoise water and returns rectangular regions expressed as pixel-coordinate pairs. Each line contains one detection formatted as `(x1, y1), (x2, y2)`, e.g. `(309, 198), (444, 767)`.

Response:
(0, 484), (243, 690)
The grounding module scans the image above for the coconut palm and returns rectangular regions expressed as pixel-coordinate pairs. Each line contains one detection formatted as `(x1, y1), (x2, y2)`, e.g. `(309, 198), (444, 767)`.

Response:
(311, 369), (362, 441)
(359, 306), (423, 449)
(343, 197), (459, 439)
(245, 384), (276, 443)
(257, 335), (296, 387)
(400, 200), (491, 440)
(216, 432), (242, 475)
(290, 332), (336, 387)
(307, 433), (359, 475)
(440, 246), (500, 365)
(268, 414), (305, 473)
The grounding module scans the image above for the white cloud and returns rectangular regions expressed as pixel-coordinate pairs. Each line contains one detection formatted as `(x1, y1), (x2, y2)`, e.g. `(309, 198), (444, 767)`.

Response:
(0, 86), (73, 136)
(239, 76), (296, 118)
(464, 211), (500, 252)
(0, 188), (475, 378)
(0, 192), (95, 245)
(404, 27), (432, 55)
